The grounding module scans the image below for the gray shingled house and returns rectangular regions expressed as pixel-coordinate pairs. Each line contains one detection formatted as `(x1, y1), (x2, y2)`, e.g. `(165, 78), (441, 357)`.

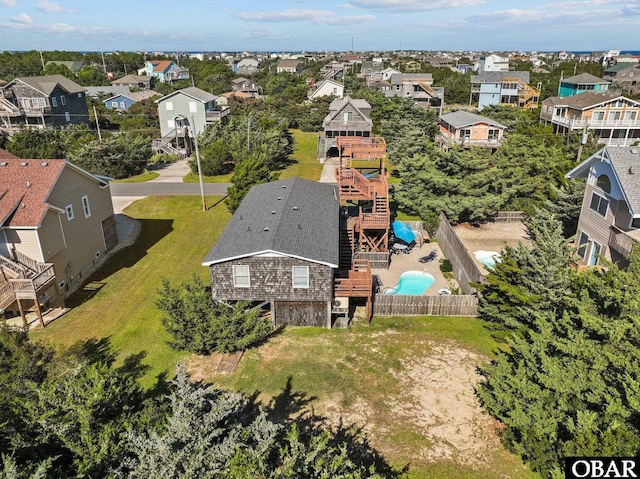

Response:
(203, 177), (340, 327)
(566, 146), (640, 267)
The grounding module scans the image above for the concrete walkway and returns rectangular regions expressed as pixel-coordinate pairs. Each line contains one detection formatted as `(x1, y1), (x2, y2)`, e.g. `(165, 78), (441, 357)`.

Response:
(320, 157), (338, 183)
(149, 157), (192, 182)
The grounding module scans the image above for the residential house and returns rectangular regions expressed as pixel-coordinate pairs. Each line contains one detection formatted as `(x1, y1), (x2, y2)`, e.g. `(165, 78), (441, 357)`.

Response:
(276, 59), (304, 75)
(111, 74), (155, 90)
(236, 58), (260, 75)
(0, 75), (89, 132)
(385, 73), (443, 107)
(85, 86), (131, 100)
(478, 54), (510, 72)
(0, 152), (118, 324)
(202, 177), (340, 327)
(403, 60), (422, 72)
(425, 57), (453, 69)
(558, 73), (610, 97)
(368, 80), (392, 93)
(360, 60), (383, 79)
(320, 61), (345, 80)
(231, 77), (261, 97)
(540, 92), (640, 147)
(140, 60), (189, 83)
(604, 63), (640, 94)
(381, 67), (401, 81)
(44, 61), (84, 74)
(565, 146), (640, 266)
(308, 79), (344, 100)
(317, 96), (373, 162)
(153, 86), (230, 157)
(470, 71), (539, 110)
(438, 110), (507, 149)
(103, 90), (158, 111)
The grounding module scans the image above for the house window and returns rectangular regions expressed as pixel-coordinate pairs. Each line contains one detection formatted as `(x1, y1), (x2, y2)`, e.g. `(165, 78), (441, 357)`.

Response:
(189, 101), (197, 113)
(78, 93), (82, 98)
(120, 101), (125, 109)
(461, 129), (471, 139)
(589, 192), (609, 217)
(233, 265), (250, 288)
(576, 231), (589, 259)
(64, 112), (70, 122)
(292, 266), (309, 288)
(81, 195), (91, 218)
(111, 101), (118, 108)
(593, 111), (605, 121)
(60, 95), (66, 106)
(488, 129), (500, 140)
(165, 101), (173, 111)
(609, 111), (621, 122)
(596, 174), (611, 194)
(343, 111), (352, 122)
(624, 111), (637, 122)
(632, 217), (640, 229)
(51, 97), (58, 107)
(65, 204), (74, 221)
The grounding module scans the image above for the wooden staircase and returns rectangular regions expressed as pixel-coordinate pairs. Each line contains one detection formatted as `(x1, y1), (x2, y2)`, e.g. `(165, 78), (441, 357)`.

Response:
(334, 259), (374, 323)
(503, 77), (540, 109)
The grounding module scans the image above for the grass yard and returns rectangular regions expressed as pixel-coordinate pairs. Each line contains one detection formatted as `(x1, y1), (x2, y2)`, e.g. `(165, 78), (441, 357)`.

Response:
(113, 171), (159, 183)
(32, 195), (231, 388)
(183, 171), (234, 183)
(277, 129), (324, 180)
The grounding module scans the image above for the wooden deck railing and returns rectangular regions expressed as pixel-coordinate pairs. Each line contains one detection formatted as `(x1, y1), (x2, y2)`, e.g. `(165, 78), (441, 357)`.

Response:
(610, 226), (638, 257)
(0, 254), (30, 278)
(334, 259), (373, 297)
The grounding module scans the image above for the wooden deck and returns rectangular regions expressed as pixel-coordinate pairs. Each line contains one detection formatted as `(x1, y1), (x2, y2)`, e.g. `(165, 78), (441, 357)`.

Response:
(334, 259), (374, 322)
(0, 253), (63, 327)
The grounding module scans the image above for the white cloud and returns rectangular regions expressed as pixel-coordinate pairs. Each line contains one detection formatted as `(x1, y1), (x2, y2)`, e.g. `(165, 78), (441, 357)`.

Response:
(347, 0), (483, 11)
(0, 0), (17, 7)
(240, 26), (294, 40)
(466, 7), (619, 25)
(36, 0), (68, 13)
(11, 12), (31, 23)
(236, 8), (375, 24)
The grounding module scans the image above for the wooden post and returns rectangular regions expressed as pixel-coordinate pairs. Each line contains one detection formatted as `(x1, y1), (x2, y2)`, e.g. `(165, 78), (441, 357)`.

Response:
(17, 299), (27, 327)
(53, 282), (64, 309)
(34, 299), (45, 328)
(270, 301), (275, 329)
(326, 301), (332, 329)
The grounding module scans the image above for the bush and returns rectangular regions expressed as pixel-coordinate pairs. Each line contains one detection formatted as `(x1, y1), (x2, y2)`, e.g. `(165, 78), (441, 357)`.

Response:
(439, 258), (453, 273)
(149, 152), (180, 165)
(156, 275), (272, 354)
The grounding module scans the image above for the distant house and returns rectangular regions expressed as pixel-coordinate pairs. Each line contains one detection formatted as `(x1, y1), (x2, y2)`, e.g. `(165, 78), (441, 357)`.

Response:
(111, 74), (154, 90)
(320, 61), (345, 80)
(425, 57), (452, 69)
(360, 60), (383, 79)
(604, 63), (640, 94)
(85, 86), (131, 99)
(438, 110), (507, 149)
(308, 79), (344, 100)
(317, 96), (372, 162)
(276, 59), (304, 75)
(470, 71), (539, 110)
(0, 74), (89, 132)
(103, 90), (158, 111)
(140, 60), (189, 83)
(153, 86), (229, 157)
(202, 177), (339, 328)
(45, 60), (85, 74)
(368, 80), (392, 93)
(231, 77), (261, 97)
(384, 73), (443, 107)
(0, 153), (118, 323)
(236, 58), (260, 75)
(478, 54), (510, 72)
(380, 67), (401, 81)
(403, 60), (422, 72)
(565, 146), (640, 266)
(558, 73), (610, 97)
(540, 92), (640, 147)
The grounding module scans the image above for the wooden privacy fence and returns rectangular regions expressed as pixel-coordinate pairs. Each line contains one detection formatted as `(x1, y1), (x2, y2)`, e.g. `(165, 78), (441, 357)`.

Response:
(435, 213), (486, 294)
(373, 293), (478, 317)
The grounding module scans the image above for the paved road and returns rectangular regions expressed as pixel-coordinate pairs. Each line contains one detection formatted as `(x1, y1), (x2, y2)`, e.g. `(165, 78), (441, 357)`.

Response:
(110, 182), (231, 196)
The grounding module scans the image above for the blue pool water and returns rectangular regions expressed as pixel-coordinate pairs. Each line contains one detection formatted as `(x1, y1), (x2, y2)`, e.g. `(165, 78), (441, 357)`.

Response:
(474, 250), (501, 270)
(385, 271), (436, 295)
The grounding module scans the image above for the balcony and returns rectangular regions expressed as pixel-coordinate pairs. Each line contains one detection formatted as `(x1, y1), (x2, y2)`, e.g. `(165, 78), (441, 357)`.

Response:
(609, 226), (640, 257)
(205, 108), (230, 121)
(545, 114), (640, 130)
(439, 133), (504, 148)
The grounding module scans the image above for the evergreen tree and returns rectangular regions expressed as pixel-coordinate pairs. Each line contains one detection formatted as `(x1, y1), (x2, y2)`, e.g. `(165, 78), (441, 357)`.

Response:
(225, 153), (276, 214)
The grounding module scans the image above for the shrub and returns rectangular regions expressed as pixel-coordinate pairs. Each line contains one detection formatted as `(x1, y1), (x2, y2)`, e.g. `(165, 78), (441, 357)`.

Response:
(149, 152), (180, 164)
(439, 258), (453, 273)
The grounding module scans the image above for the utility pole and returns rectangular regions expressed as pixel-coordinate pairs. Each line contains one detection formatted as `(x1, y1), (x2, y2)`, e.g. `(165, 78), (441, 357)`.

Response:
(93, 106), (102, 142)
(247, 116), (250, 150)
(100, 47), (107, 73)
(191, 116), (206, 211)
(38, 45), (45, 71)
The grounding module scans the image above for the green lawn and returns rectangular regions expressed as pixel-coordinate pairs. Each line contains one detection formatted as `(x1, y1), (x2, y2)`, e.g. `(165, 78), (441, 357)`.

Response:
(183, 171), (234, 183)
(33, 195), (231, 388)
(277, 129), (324, 180)
(112, 171), (159, 183)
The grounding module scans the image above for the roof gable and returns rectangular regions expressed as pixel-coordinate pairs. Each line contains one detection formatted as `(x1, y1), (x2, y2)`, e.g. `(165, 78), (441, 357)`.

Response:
(7, 75), (85, 96)
(203, 178), (339, 267)
(546, 92), (640, 110)
(156, 86), (216, 104)
(440, 110), (507, 129)
(326, 96), (371, 123)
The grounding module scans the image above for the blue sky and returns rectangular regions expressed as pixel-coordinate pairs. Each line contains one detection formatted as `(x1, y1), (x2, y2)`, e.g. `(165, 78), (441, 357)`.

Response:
(1, 0), (639, 52)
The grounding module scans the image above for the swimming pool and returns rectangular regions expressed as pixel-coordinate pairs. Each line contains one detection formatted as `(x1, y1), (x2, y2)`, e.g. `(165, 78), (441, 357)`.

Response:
(474, 250), (501, 270)
(384, 271), (436, 295)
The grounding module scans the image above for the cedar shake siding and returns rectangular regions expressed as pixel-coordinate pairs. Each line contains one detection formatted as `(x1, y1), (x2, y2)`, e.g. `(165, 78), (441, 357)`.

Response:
(209, 257), (333, 301)
(576, 183), (616, 261)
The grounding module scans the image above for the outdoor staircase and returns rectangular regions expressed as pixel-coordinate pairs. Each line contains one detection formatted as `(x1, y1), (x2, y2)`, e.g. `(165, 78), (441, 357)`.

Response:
(503, 77), (540, 109)
(417, 81), (438, 97)
(0, 97), (20, 117)
(152, 139), (183, 157)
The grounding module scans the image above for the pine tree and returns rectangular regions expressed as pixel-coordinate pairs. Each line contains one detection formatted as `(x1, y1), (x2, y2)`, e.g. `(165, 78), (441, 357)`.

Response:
(225, 152), (276, 214)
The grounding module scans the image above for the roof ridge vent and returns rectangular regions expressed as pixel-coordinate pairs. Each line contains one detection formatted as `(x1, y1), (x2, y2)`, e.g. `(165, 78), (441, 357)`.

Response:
(263, 227), (269, 231)
(20, 162), (28, 167)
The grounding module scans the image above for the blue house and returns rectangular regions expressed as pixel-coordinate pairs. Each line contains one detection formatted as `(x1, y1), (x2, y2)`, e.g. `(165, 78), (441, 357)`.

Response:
(103, 90), (158, 111)
(558, 73), (610, 97)
(471, 71), (539, 110)
(139, 60), (189, 83)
